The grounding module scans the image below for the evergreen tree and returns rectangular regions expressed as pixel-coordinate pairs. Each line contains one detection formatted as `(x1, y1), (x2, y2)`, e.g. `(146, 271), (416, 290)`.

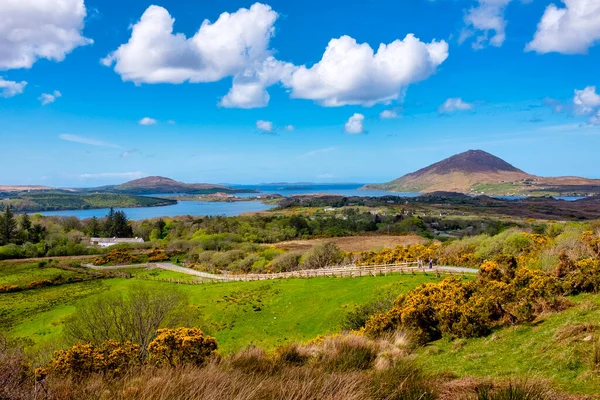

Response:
(113, 211), (133, 237)
(20, 213), (32, 232)
(156, 218), (166, 238)
(0, 205), (17, 245)
(88, 216), (101, 237)
(104, 208), (116, 237)
(29, 224), (46, 244)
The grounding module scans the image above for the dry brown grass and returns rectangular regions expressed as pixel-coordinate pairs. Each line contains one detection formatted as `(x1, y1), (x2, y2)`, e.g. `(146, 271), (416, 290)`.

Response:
(274, 235), (429, 253)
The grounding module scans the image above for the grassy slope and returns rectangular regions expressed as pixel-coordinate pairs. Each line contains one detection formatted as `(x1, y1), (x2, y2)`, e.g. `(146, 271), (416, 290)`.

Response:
(0, 262), (442, 353)
(418, 293), (600, 395)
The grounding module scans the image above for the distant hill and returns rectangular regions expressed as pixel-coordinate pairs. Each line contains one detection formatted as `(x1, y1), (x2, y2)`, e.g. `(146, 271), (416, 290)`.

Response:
(88, 176), (256, 195)
(363, 150), (600, 196)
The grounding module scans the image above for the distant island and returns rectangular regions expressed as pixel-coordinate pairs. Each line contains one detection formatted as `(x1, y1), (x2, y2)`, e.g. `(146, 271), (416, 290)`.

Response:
(362, 149), (600, 197)
(0, 176), (257, 213)
(82, 176), (258, 195)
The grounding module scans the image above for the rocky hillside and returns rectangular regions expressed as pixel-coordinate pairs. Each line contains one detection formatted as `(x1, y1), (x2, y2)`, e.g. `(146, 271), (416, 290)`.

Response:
(363, 150), (600, 196)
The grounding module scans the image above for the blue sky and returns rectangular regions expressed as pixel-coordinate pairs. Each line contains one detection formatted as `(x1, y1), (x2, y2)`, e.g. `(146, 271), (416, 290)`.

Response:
(1, 0), (600, 187)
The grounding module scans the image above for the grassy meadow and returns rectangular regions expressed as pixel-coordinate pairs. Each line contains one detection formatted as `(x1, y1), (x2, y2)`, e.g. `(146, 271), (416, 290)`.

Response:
(0, 260), (443, 354)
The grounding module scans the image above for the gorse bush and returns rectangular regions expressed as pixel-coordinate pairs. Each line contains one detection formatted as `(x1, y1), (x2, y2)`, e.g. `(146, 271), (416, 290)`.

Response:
(41, 341), (140, 377)
(364, 261), (565, 342)
(147, 328), (218, 367)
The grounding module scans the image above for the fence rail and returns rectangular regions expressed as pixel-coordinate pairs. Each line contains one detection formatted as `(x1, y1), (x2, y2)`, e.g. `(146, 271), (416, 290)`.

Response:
(89, 261), (477, 284)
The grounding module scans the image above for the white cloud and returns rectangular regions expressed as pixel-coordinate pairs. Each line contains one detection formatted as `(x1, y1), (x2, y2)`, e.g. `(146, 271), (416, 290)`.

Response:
(139, 117), (157, 125)
(284, 125), (294, 131)
(573, 86), (600, 115)
(103, 3), (286, 109)
(256, 120), (273, 132)
(103, 3), (448, 109)
(461, 0), (513, 49)
(317, 173), (335, 179)
(589, 110), (600, 125)
(38, 90), (62, 105)
(59, 134), (121, 148)
(439, 98), (475, 113)
(344, 113), (365, 134)
(0, 0), (92, 70)
(0, 77), (27, 97)
(526, 0), (600, 54)
(380, 110), (399, 119)
(287, 35), (448, 106)
(167, 120), (176, 125)
(299, 147), (337, 158)
(78, 172), (144, 180)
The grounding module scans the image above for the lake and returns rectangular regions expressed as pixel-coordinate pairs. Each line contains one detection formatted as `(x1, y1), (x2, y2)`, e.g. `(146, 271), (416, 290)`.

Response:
(40, 201), (275, 220)
(39, 184), (419, 220)
(38, 183), (585, 220)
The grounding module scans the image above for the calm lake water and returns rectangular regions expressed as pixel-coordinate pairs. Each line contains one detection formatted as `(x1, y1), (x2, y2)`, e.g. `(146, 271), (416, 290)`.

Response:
(40, 201), (275, 220)
(39, 184), (418, 220)
(38, 184), (584, 220)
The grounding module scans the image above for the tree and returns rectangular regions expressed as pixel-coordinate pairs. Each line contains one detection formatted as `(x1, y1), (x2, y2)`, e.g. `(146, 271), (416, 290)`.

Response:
(87, 216), (101, 237)
(29, 224), (46, 244)
(104, 207), (116, 237)
(19, 213), (31, 232)
(155, 218), (166, 238)
(113, 211), (133, 237)
(0, 206), (17, 245)
(64, 285), (188, 358)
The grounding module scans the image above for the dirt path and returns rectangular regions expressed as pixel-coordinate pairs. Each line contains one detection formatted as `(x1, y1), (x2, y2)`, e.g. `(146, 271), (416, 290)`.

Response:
(87, 262), (477, 283)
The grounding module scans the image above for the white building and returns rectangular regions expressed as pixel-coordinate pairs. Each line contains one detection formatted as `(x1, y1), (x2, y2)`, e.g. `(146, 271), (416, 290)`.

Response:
(89, 237), (144, 248)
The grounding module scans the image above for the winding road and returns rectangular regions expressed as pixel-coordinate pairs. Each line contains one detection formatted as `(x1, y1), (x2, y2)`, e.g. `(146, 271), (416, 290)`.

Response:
(87, 262), (478, 283)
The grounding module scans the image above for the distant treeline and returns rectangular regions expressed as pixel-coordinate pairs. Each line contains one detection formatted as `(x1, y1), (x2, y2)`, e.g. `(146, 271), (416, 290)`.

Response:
(0, 193), (176, 213)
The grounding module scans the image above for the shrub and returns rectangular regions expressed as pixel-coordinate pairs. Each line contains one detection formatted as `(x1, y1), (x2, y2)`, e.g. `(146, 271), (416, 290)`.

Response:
(44, 341), (140, 377)
(148, 249), (170, 262)
(301, 242), (344, 269)
(93, 249), (141, 266)
(342, 296), (396, 331)
(270, 251), (302, 272)
(147, 328), (218, 367)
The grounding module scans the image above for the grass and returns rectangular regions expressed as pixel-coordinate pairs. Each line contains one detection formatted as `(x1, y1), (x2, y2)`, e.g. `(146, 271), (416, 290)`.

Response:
(0, 262), (87, 287)
(0, 260), (444, 354)
(418, 293), (600, 395)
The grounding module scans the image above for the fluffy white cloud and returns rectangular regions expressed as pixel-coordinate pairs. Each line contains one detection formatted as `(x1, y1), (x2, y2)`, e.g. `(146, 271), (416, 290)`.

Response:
(589, 110), (600, 125)
(460, 0), (513, 49)
(573, 86), (600, 115)
(0, 77), (27, 97)
(344, 113), (365, 134)
(256, 120), (273, 132)
(104, 3), (285, 109)
(284, 125), (294, 131)
(104, 3), (448, 109)
(0, 0), (92, 70)
(139, 117), (157, 126)
(439, 98), (475, 113)
(526, 0), (600, 54)
(380, 110), (399, 119)
(287, 35), (448, 107)
(38, 90), (61, 105)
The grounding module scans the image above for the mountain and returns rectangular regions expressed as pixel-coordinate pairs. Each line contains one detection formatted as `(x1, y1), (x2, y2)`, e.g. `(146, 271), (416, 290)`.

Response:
(87, 176), (256, 195)
(363, 150), (600, 196)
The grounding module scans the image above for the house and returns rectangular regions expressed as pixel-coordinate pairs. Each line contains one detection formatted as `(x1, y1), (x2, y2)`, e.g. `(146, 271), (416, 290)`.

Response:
(89, 237), (145, 248)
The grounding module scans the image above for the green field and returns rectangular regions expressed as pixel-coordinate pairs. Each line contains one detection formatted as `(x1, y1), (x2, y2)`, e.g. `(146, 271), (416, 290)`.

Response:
(0, 261), (443, 354)
(419, 293), (600, 395)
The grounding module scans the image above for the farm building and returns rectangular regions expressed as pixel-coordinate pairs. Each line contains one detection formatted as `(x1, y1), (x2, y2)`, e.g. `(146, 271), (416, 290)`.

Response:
(89, 237), (144, 248)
